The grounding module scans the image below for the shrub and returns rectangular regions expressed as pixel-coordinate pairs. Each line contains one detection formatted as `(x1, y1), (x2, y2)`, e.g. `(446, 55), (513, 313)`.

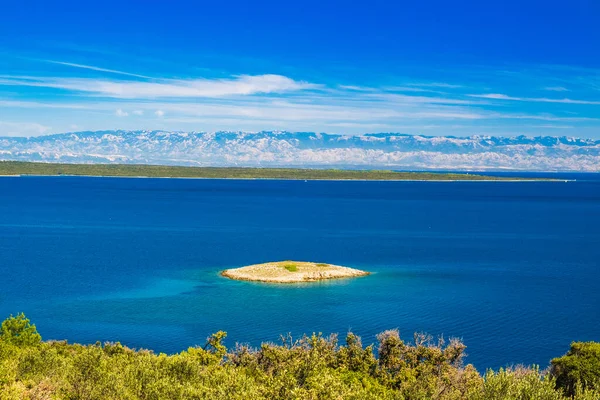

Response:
(1, 314), (600, 399)
(0, 313), (41, 346)
(551, 341), (600, 396)
(283, 263), (298, 272)
(475, 367), (562, 400)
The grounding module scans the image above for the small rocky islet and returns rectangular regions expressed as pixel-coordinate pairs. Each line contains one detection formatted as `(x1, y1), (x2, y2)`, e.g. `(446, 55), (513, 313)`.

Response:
(221, 261), (370, 283)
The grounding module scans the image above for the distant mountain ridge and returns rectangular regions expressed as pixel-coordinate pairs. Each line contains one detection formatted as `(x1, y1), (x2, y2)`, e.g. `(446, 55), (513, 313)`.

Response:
(1, 130), (599, 171)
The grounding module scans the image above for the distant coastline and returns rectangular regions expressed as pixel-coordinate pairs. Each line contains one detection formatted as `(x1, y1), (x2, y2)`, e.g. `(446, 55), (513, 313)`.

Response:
(0, 161), (555, 181)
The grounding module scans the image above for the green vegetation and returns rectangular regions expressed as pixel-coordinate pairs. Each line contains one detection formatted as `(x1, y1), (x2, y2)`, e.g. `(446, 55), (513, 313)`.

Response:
(0, 161), (545, 181)
(1, 314), (598, 399)
(551, 342), (600, 396)
(0, 313), (41, 347)
(283, 263), (299, 272)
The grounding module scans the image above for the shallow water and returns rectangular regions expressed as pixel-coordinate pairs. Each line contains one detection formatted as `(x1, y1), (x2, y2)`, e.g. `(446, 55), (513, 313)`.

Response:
(1, 174), (598, 369)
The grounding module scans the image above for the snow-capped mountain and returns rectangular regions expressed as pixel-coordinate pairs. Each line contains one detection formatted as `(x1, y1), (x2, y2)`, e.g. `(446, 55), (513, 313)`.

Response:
(1, 130), (599, 171)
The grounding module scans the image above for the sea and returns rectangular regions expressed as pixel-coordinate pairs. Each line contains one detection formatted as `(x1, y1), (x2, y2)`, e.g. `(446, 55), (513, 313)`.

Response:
(0, 172), (598, 370)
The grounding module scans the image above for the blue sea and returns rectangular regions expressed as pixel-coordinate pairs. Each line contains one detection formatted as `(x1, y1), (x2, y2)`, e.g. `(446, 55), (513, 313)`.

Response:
(1, 174), (598, 370)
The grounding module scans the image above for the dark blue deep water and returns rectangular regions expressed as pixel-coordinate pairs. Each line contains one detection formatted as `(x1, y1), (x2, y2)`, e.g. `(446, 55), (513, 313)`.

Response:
(1, 175), (599, 370)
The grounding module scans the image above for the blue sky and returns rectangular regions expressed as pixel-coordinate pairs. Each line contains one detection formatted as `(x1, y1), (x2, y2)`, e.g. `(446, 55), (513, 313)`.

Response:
(0, 0), (599, 137)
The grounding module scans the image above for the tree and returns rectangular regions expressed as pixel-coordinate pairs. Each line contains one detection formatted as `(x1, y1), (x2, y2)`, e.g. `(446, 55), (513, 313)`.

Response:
(0, 313), (42, 346)
(551, 341), (600, 396)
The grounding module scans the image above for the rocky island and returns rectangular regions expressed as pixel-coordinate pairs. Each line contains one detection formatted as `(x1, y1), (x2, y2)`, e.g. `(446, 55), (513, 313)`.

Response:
(221, 261), (370, 283)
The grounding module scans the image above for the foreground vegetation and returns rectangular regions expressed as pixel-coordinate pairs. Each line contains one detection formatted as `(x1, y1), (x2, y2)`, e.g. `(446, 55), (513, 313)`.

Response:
(1, 314), (599, 400)
(0, 161), (540, 181)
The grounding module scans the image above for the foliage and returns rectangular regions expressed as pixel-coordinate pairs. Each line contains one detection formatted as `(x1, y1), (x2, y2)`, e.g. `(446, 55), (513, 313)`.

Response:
(283, 263), (299, 272)
(0, 313), (41, 346)
(0, 314), (598, 399)
(551, 341), (600, 396)
(0, 161), (538, 181)
(475, 367), (562, 400)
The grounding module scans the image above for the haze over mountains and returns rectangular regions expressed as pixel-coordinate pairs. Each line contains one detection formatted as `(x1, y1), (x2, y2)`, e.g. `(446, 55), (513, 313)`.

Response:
(1, 131), (599, 171)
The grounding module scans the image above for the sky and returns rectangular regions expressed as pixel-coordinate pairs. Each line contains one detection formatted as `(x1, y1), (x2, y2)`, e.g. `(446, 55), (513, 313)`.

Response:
(0, 0), (599, 138)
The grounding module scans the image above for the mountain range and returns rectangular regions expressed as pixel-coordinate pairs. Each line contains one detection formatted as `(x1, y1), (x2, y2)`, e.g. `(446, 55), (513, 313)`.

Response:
(1, 131), (599, 171)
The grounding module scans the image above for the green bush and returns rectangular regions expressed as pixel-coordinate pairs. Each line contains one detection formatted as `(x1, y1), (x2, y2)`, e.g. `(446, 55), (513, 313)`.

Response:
(1, 314), (599, 399)
(0, 313), (41, 346)
(551, 341), (600, 396)
(283, 263), (298, 272)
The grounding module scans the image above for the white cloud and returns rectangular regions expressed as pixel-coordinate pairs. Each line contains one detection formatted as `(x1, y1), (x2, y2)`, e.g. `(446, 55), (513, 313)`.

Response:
(0, 100), (88, 109)
(383, 86), (444, 93)
(364, 93), (481, 105)
(530, 124), (574, 129)
(494, 113), (598, 122)
(337, 85), (377, 92)
(1, 91), (595, 135)
(470, 93), (512, 100)
(0, 121), (51, 137)
(0, 74), (319, 99)
(543, 86), (569, 92)
(1, 62), (599, 137)
(43, 60), (152, 79)
(406, 82), (463, 88)
(469, 93), (600, 105)
(150, 98), (486, 122)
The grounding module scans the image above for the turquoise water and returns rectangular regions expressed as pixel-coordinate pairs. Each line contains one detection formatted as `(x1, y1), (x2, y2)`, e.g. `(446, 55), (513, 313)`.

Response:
(1, 175), (599, 369)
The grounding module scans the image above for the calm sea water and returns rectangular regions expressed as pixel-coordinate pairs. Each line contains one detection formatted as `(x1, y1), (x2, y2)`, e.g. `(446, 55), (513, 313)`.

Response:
(1, 174), (598, 370)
